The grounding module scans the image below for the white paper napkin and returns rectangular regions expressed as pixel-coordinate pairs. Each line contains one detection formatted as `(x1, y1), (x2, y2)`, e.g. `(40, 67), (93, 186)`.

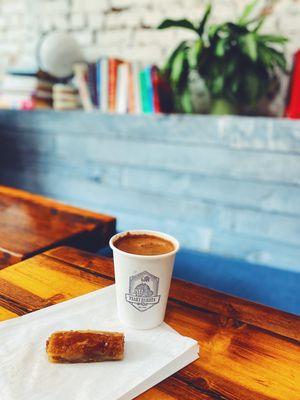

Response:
(0, 285), (199, 400)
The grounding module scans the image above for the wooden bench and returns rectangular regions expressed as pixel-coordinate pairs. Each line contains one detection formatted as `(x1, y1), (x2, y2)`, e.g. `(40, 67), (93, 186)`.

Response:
(0, 246), (299, 400)
(0, 185), (115, 268)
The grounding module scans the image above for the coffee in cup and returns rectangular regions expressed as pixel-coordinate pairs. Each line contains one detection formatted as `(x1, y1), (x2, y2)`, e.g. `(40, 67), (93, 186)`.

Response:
(113, 233), (175, 256)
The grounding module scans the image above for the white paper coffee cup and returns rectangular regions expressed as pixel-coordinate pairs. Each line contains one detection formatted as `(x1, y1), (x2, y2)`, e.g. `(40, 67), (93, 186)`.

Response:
(109, 230), (180, 330)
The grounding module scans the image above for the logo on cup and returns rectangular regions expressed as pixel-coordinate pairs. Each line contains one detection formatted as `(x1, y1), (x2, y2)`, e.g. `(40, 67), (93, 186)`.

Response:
(125, 271), (161, 312)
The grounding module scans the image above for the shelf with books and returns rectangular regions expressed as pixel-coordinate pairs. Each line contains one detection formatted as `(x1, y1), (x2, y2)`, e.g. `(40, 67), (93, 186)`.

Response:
(0, 60), (173, 114)
(73, 59), (173, 115)
(2, 52), (299, 119)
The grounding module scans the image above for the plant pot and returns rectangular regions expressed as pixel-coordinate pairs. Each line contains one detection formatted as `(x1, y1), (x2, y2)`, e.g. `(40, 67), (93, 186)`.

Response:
(188, 70), (211, 114)
(174, 71), (210, 114)
(210, 98), (238, 115)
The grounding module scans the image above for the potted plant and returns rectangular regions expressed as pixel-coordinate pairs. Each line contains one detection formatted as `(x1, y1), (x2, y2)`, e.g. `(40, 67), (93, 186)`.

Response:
(158, 5), (212, 113)
(158, 1), (288, 115)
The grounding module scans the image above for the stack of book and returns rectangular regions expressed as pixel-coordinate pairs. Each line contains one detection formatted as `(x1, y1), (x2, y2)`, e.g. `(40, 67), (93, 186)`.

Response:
(74, 59), (173, 114)
(53, 84), (80, 111)
(0, 68), (55, 110)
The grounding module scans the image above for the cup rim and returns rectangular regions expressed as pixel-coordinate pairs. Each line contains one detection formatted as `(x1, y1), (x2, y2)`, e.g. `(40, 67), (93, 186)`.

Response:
(109, 230), (180, 259)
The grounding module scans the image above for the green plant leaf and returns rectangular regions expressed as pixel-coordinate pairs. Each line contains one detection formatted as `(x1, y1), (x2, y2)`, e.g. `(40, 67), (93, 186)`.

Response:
(258, 34), (288, 44)
(187, 39), (203, 68)
(170, 50), (187, 84)
(267, 48), (287, 71)
(215, 38), (228, 57)
(208, 24), (219, 40)
(181, 89), (193, 113)
(162, 41), (187, 74)
(258, 44), (287, 71)
(253, 16), (265, 32)
(226, 22), (249, 35)
(238, 0), (259, 25)
(158, 19), (197, 33)
(257, 44), (272, 68)
(211, 75), (224, 95)
(231, 76), (241, 94)
(197, 4), (212, 36)
(241, 33), (257, 61)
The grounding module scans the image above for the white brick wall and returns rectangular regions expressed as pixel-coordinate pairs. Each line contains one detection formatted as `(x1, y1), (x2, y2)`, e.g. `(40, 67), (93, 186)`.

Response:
(0, 0), (299, 71)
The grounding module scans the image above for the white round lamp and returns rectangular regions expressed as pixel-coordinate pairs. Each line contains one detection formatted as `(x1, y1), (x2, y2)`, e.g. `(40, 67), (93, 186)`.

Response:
(37, 31), (83, 79)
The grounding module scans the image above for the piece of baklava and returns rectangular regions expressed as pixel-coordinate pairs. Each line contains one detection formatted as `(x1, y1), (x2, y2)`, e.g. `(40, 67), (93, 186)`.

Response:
(46, 330), (124, 363)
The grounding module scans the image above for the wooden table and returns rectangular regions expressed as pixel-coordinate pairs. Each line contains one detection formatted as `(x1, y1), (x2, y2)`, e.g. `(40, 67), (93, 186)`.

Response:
(0, 246), (299, 400)
(0, 185), (115, 268)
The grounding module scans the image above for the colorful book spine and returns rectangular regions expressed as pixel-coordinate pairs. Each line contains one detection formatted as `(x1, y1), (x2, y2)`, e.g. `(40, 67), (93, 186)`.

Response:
(116, 63), (129, 114)
(132, 62), (142, 114)
(151, 66), (162, 113)
(87, 63), (98, 107)
(100, 58), (108, 113)
(285, 50), (300, 119)
(108, 59), (121, 112)
(139, 69), (148, 113)
(128, 63), (135, 114)
(73, 63), (93, 112)
(96, 60), (101, 109)
(144, 66), (154, 114)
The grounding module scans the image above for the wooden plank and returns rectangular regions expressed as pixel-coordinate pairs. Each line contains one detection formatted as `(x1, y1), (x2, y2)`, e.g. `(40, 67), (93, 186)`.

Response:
(1, 110), (300, 274)
(0, 185), (113, 222)
(0, 295), (26, 318)
(0, 249), (22, 268)
(0, 110), (299, 154)
(165, 302), (299, 400)
(0, 185), (116, 268)
(0, 259), (100, 311)
(0, 305), (18, 321)
(47, 246), (300, 341)
(0, 247), (299, 400)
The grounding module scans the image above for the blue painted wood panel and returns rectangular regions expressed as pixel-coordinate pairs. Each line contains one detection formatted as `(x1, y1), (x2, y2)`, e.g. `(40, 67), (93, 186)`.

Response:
(0, 110), (299, 272)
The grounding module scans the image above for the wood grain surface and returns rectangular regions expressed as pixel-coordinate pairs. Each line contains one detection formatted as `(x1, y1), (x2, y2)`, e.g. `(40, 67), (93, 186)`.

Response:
(0, 185), (115, 268)
(0, 246), (299, 400)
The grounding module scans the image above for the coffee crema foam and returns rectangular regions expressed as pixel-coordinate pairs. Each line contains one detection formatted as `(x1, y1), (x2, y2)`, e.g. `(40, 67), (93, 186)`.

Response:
(114, 234), (175, 256)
